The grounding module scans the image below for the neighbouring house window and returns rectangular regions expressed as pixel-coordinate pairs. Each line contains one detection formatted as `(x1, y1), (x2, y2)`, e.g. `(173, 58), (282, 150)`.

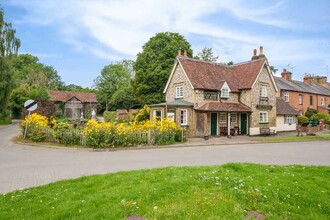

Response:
(259, 111), (268, 123)
(219, 112), (227, 123)
(260, 86), (267, 97)
(176, 86), (183, 98)
(299, 94), (302, 105)
(284, 115), (295, 124)
(321, 97), (325, 106)
(230, 113), (237, 123)
(310, 96), (313, 105)
(284, 92), (289, 102)
(153, 110), (162, 121)
(221, 88), (229, 98)
(180, 109), (188, 125)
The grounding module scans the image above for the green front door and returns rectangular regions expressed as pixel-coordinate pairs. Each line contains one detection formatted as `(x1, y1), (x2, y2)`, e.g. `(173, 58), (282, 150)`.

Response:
(240, 113), (247, 135)
(211, 113), (217, 136)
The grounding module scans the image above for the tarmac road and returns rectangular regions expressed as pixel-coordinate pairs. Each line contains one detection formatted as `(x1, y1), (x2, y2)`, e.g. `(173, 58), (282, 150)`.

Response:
(0, 121), (329, 194)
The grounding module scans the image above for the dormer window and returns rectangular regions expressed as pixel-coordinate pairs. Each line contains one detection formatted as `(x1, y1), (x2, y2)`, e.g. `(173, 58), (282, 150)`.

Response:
(220, 82), (230, 99)
(176, 86), (183, 98)
(260, 86), (267, 97)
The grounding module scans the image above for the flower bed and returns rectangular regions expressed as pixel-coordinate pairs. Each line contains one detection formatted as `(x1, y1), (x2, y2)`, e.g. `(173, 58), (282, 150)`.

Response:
(22, 113), (186, 148)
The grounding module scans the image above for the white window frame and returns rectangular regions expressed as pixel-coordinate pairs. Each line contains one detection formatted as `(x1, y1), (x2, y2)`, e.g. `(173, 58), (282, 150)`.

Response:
(153, 109), (162, 121)
(221, 88), (229, 98)
(298, 94), (302, 105)
(180, 109), (188, 125)
(284, 115), (294, 124)
(284, 92), (289, 102)
(176, 86), (183, 98)
(259, 111), (268, 123)
(219, 112), (227, 123)
(321, 97), (325, 106)
(260, 86), (267, 97)
(230, 113), (237, 123)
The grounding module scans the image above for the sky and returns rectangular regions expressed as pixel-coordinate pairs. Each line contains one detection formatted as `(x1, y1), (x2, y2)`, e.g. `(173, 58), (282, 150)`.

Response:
(1, 0), (330, 88)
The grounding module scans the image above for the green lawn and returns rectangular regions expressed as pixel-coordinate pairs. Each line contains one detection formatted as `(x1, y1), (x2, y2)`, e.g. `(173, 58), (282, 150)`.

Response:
(255, 131), (330, 143)
(1, 164), (329, 219)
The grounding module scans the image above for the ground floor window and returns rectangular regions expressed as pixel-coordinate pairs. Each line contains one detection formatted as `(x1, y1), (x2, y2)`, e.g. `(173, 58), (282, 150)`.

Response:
(153, 109), (162, 121)
(219, 112), (227, 123)
(167, 111), (175, 122)
(284, 115), (295, 124)
(259, 111), (268, 123)
(180, 109), (188, 125)
(230, 113), (237, 123)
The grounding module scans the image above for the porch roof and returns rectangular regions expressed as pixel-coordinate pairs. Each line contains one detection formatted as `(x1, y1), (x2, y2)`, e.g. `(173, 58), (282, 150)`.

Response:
(149, 99), (194, 107)
(195, 101), (252, 112)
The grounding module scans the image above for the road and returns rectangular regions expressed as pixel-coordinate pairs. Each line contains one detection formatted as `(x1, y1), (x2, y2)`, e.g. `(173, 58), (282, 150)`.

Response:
(0, 121), (329, 194)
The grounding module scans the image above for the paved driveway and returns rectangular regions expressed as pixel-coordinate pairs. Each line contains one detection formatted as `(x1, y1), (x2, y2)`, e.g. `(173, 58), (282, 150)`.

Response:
(0, 121), (329, 194)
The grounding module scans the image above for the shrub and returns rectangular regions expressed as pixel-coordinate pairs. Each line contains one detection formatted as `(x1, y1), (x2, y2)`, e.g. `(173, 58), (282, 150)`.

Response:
(53, 122), (71, 141)
(305, 107), (317, 119)
(312, 113), (330, 122)
(61, 130), (81, 145)
(103, 111), (116, 122)
(134, 105), (150, 123)
(0, 118), (12, 125)
(27, 125), (46, 142)
(297, 115), (309, 125)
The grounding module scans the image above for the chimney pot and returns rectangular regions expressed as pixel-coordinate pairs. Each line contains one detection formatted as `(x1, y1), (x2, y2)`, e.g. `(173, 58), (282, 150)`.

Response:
(183, 50), (187, 57)
(303, 74), (313, 85)
(260, 46), (263, 55)
(178, 49), (181, 56)
(281, 69), (292, 81)
(253, 49), (257, 56)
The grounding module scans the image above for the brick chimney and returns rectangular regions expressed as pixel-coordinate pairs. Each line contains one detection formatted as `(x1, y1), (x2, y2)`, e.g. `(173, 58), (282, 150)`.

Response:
(303, 74), (313, 85)
(183, 49), (187, 57)
(259, 46), (265, 58)
(313, 76), (327, 85)
(281, 69), (292, 81)
(251, 49), (259, 60)
(178, 49), (181, 56)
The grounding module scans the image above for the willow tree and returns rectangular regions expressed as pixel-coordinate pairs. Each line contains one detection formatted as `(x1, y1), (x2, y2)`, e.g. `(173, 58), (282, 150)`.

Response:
(0, 8), (21, 119)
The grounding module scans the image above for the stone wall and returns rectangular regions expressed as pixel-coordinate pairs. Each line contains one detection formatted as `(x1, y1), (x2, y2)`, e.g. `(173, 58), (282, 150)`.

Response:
(166, 64), (195, 103)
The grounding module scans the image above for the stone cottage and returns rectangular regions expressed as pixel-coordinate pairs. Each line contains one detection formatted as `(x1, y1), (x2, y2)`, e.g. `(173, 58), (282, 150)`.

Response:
(149, 47), (278, 137)
(48, 91), (97, 118)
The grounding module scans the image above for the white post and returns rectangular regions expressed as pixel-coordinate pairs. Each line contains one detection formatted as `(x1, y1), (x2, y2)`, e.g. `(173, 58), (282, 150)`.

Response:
(227, 112), (231, 136)
(23, 111), (31, 139)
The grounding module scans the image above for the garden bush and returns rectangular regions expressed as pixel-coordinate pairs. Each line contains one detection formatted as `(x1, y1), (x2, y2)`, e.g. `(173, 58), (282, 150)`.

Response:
(297, 115), (309, 125)
(103, 111), (116, 122)
(305, 107), (317, 118)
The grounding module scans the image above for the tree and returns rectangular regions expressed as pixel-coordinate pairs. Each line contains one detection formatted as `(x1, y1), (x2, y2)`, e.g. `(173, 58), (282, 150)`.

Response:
(133, 32), (193, 106)
(109, 84), (139, 110)
(270, 66), (278, 74)
(0, 8), (20, 119)
(195, 47), (218, 62)
(94, 62), (131, 112)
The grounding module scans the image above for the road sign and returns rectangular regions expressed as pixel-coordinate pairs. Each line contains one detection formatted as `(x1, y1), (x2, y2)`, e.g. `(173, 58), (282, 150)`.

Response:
(24, 100), (37, 112)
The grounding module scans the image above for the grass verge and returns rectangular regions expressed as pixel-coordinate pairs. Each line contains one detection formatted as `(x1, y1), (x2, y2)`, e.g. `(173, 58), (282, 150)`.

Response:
(255, 131), (330, 143)
(1, 163), (329, 219)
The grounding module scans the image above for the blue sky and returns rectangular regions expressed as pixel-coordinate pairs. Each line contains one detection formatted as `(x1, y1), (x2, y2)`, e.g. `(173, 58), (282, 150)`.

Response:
(2, 0), (330, 88)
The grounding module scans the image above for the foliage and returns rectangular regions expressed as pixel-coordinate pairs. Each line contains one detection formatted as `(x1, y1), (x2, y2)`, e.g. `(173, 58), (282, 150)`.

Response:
(21, 113), (50, 141)
(133, 32), (193, 106)
(1, 164), (329, 219)
(0, 8), (21, 119)
(83, 117), (182, 148)
(61, 84), (94, 93)
(94, 61), (132, 112)
(0, 118), (11, 125)
(109, 84), (140, 110)
(270, 65), (278, 74)
(312, 113), (330, 122)
(60, 129), (81, 145)
(195, 47), (218, 62)
(103, 111), (116, 123)
(305, 107), (317, 119)
(297, 115), (309, 125)
(134, 105), (150, 123)
(21, 113), (49, 130)
(53, 122), (71, 140)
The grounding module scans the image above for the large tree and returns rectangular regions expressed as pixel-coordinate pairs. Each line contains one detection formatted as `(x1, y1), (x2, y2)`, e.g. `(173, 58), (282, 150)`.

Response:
(94, 62), (131, 112)
(133, 32), (193, 105)
(195, 47), (218, 62)
(0, 8), (20, 119)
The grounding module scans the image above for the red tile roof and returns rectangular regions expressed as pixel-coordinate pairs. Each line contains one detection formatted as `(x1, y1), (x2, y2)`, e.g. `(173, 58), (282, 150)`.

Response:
(48, 91), (97, 103)
(177, 56), (266, 91)
(195, 101), (252, 112)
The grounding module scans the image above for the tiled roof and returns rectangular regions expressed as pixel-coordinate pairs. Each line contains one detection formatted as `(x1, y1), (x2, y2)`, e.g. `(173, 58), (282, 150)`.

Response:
(149, 99), (194, 107)
(177, 56), (266, 91)
(274, 77), (330, 96)
(48, 90), (97, 103)
(195, 101), (252, 112)
(276, 97), (300, 115)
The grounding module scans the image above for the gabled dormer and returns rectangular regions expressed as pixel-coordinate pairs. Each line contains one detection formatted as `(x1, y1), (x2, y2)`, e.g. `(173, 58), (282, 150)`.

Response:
(220, 81), (231, 99)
